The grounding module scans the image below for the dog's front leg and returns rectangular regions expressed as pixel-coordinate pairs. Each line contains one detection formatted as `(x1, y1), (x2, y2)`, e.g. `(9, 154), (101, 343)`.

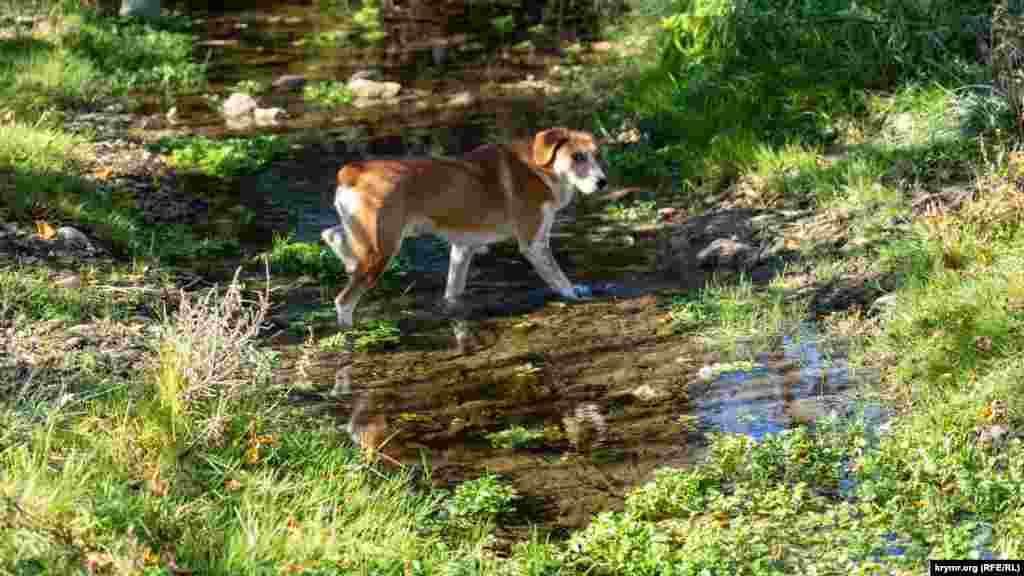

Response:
(444, 243), (478, 309)
(523, 242), (581, 300)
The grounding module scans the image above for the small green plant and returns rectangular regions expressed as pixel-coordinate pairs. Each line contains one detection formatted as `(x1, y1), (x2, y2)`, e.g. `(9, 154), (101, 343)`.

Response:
(486, 425), (545, 449)
(448, 474), (519, 527)
(0, 266), (134, 324)
(351, 0), (386, 43)
(309, 29), (349, 48)
(261, 234), (345, 281)
(604, 199), (657, 222)
(232, 79), (267, 96)
(562, 511), (673, 575)
(490, 13), (515, 47)
(147, 135), (289, 178)
(347, 319), (401, 351)
(625, 468), (721, 521)
(302, 80), (355, 107)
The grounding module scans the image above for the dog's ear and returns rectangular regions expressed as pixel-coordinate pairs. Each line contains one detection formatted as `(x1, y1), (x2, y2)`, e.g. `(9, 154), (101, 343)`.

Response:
(533, 128), (570, 166)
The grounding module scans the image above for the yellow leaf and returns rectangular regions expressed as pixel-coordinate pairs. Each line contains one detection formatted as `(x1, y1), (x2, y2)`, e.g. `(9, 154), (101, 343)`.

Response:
(93, 166), (114, 180)
(35, 220), (57, 240)
(246, 445), (260, 465)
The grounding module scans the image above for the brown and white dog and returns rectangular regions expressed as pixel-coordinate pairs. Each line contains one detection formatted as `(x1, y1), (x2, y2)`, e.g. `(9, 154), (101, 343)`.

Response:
(321, 128), (608, 329)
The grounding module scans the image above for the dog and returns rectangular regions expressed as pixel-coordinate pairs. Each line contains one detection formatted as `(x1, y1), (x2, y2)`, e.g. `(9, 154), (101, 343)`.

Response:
(321, 127), (608, 329)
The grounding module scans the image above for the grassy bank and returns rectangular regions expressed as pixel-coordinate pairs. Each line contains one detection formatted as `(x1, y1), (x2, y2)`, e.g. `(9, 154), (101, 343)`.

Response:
(585, 0), (1024, 571)
(4, 0), (1024, 574)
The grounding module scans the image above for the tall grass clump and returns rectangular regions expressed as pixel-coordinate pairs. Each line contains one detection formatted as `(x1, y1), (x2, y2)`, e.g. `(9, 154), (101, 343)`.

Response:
(624, 0), (992, 197)
(153, 268), (272, 449)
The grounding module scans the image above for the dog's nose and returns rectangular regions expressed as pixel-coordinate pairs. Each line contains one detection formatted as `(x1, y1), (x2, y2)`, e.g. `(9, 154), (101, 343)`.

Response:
(596, 177), (608, 191)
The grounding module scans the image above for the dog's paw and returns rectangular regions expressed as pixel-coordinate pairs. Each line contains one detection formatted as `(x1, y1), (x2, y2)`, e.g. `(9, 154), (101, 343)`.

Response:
(558, 285), (592, 300)
(572, 284), (594, 299)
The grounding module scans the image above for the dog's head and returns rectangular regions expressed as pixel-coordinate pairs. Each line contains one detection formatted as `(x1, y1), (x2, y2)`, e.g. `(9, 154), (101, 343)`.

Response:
(532, 128), (607, 195)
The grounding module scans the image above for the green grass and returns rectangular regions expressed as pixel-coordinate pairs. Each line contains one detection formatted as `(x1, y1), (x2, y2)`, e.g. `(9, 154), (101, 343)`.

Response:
(261, 234), (346, 282)
(0, 265), (141, 324)
(302, 80), (355, 108)
(0, 6), (205, 115)
(319, 319), (402, 351)
(447, 473), (520, 529)
(147, 135), (291, 179)
(603, 199), (657, 223)
(486, 426), (546, 450)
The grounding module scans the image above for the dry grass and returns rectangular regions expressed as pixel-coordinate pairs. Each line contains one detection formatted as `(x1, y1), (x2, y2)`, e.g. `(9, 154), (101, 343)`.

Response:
(154, 267), (272, 447)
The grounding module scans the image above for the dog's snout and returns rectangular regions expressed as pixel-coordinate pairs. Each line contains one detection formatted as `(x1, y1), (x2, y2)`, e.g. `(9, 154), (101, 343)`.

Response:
(596, 177), (608, 191)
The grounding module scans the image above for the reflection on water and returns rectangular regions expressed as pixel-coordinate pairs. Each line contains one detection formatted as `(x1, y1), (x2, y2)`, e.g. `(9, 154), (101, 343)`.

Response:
(285, 310), (885, 531)
(696, 322), (883, 439)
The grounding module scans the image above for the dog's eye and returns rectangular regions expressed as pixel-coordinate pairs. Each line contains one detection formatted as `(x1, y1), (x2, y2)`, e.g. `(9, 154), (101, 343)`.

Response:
(572, 152), (587, 163)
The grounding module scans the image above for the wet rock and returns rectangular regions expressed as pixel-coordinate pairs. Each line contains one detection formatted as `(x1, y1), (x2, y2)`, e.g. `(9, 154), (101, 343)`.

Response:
(697, 364), (717, 382)
(56, 226), (95, 252)
(347, 76), (402, 100)
(447, 91), (475, 107)
(352, 98), (388, 110)
(65, 336), (85, 350)
(350, 69), (382, 81)
(563, 403), (608, 452)
(656, 209), (803, 279)
(67, 324), (98, 338)
(627, 384), (670, 403)
(697, 238), (756, 269)
(222, 92), (259, 118)
(253, 107), (287, 126)
(432, 45), (448, 67)
(166, 106), (180, 125)
(271, 74), (307, 92)
(138, 114), (166, 130)
(53, 274), (81, 289)
(870, 293), (898, 312)
(656, 228), (693, 279)
(811, 274), (886, 316)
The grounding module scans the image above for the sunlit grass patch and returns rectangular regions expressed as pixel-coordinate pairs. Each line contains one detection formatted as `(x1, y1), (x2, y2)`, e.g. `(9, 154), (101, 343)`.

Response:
(260, 233), (345, 281)
(668, 276), (792, 340)
(0, 7), (205, 113)
(0, 266), (131, 324)
(147, 135), (290, 178)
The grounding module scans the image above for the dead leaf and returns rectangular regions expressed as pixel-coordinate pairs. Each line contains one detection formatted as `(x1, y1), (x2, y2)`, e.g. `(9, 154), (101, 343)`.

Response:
(84, 551), (114, 574)
(93, 166), (114, 180)
(148, 467), (168, 497)
(35, 220), (57, 240)
(245, 444), (260, 465)
(143, 547), (160, 566)
(225, 478), (243, 491)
